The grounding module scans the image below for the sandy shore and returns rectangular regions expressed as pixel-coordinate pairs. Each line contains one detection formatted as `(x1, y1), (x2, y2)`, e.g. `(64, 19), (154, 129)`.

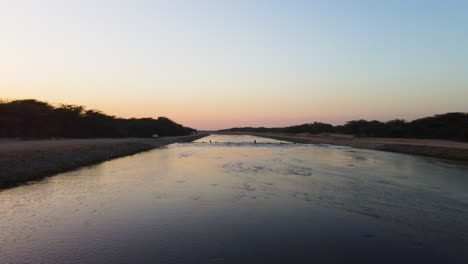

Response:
(0, 134), (207, 189)
(222, 132), (468, 162)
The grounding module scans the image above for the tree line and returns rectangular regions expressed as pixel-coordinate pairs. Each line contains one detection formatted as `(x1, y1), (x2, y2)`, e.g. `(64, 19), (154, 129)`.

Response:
(0, 99), (196, 138)
(222, 113), (468, 142)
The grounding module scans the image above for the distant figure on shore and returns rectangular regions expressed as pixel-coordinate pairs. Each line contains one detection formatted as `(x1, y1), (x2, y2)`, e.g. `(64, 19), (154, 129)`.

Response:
(210, 140), (212, 143)
(254, 140), (256, 144)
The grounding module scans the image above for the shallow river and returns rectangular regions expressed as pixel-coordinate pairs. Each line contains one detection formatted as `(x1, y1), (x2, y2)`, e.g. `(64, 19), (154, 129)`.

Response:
(1, 135), (468, 263)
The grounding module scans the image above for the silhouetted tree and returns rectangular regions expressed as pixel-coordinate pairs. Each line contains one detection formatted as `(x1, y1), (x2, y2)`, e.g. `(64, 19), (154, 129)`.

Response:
(222, 113), (468, 142)
(0, 99), (196, 138)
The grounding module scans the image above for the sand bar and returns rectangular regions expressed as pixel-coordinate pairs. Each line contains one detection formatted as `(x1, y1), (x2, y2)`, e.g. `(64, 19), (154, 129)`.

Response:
(221, 132), (468, 163)
(0, 134), (207, 189)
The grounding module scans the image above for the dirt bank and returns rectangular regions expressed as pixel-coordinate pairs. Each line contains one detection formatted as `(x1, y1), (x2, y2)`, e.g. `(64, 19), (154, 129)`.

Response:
(0, 134), (208, 189)
(222, 132), (468, 162)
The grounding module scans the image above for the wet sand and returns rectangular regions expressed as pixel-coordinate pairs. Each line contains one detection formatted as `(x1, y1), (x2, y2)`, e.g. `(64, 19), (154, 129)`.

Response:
(0, 134), (207, 189)
(222, 132), (468, 162)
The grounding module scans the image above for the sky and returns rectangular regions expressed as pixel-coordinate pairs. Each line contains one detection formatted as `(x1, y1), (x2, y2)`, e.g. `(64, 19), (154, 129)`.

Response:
(1, 0), (467, 130)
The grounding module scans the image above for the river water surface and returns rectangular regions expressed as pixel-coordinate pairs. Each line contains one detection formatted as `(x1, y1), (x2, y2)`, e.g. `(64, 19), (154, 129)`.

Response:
(1, 135), (468, 263)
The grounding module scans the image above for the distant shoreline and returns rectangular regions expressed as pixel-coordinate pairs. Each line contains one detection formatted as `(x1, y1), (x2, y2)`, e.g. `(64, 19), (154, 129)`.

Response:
(0, 134), (208, 190)
(3, 132), (467, 190)
(220, 132), (468, 163)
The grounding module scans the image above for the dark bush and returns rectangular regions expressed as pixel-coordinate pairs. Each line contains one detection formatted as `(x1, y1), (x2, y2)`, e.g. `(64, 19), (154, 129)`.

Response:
(0, 99), (196, 138)
(222, 113), (468, 142)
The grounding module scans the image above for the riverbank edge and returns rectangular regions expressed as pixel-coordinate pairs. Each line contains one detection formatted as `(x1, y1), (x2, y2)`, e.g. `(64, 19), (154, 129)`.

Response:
(0, 134), (208, 190)
(232, 132), (468, 163)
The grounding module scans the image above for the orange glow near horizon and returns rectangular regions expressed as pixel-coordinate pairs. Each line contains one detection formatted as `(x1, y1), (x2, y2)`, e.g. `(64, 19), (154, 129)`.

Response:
(1, 1), (468, 130)
(2, 89), (460, 130)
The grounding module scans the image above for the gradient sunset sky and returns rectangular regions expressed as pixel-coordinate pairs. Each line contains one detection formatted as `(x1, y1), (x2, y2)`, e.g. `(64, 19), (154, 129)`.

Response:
(1, 0), (467, 130)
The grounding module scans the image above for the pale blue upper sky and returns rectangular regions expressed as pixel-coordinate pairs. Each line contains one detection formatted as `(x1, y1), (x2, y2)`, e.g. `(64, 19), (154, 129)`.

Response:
(1, 0), (467, 129)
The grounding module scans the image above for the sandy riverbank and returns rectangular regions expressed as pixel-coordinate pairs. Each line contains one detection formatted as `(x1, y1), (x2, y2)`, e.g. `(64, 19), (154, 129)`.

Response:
(221, 132), (468, 162)
(0, 134), (207, 189)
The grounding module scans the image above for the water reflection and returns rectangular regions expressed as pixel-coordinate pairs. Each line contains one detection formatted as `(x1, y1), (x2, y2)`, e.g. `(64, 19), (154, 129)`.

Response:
(194, 134), (290, 144)
(1, 135), (467, 263)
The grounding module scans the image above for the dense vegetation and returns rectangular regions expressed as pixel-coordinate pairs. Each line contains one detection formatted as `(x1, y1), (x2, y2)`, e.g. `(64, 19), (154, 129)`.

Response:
(223, 113), (468, 142)
(0, 99), (196, 138)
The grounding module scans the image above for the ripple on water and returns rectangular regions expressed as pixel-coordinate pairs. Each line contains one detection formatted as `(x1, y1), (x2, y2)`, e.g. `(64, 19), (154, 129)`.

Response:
(1, 134), (468, 263)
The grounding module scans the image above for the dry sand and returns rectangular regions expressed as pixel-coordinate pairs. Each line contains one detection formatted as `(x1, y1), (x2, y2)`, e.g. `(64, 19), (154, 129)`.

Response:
(2, 132), (466, 189)
(0, 134), (207, 189)
(222, 132), (468, 162)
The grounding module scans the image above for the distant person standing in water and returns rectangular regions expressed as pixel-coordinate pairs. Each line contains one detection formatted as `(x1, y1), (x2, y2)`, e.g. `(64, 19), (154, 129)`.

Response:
(254, 140), (256, 144)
